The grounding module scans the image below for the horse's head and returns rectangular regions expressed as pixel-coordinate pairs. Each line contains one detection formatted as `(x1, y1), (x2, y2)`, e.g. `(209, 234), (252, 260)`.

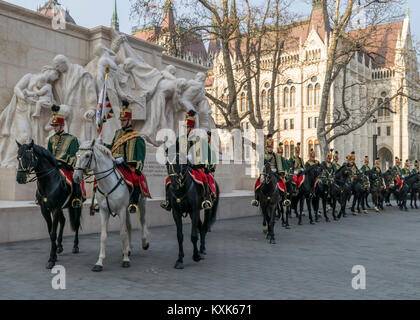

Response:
(16, 140), (38, 184)
(260, 159), (273, 184)
(166, 152), (188, 191)
(74, 139), (97, 184)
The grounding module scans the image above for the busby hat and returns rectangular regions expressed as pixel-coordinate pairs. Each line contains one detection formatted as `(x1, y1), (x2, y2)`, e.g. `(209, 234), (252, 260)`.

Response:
(186, 109), (196, 127)
(119, 100), (132, 120)
(50, 105), (64, 125)
(266, 137), (274, 148)
(350, 151), (355, 161)
(295, 142), (301, 153)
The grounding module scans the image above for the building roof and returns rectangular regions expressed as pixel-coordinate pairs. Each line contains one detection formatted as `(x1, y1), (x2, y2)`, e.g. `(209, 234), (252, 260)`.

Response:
(37, 0), (76, 24)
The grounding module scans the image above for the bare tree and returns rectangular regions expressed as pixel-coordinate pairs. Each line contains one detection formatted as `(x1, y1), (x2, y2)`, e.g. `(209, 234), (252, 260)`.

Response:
(315, 0), (416, 158)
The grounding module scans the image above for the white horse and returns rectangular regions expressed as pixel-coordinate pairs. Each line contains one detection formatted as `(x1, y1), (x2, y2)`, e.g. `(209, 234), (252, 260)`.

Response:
(73, 139), (149, 272)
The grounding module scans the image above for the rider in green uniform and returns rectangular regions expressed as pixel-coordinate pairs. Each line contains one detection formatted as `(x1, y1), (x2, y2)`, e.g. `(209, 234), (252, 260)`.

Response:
(360, 156), (370, 173)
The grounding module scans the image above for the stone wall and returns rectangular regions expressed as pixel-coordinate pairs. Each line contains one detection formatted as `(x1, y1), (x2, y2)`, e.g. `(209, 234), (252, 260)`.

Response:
(0, 0), (207, 113)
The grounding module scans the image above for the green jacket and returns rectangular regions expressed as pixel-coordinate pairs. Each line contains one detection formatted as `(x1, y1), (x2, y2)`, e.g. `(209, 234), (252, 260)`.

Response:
(392, 165), (402, 177)
(107, 128), (146, 172)
(332, 161), (340, 172)
(289, 155), (304, 172)
(261, 151), (287, 174)
(401, 168), (411, 176)
(412, 168), (419, 175)
(47, 132), (79, 168)
(360, 164), (371, 173)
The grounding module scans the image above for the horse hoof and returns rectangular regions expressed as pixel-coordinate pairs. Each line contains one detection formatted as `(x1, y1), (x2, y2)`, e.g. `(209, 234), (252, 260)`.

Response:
(72, 247), (79, 254)
(142, 243), (150, 250)
(269, 239), (276, 244)
(128, 251), (131, 257)
(310, 221), (315, 225)
(46, 261), (55, 269)
(325, 218), (330, 223)
(174, 261), (184, 269)
(56, 246), (63, 254)
(122, 261), (130, 268)
(200, 249), (207, 255)
(285, 225), (291, 229)
(298, 221), (302, 225)
(282, 223), (286, 227)
(92, 265), (103, 272)
(193, 255), (202, 262)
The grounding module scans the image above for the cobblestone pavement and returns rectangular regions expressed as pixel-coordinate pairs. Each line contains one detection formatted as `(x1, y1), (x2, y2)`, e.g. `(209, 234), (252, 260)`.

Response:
(0, 205), (419, 300)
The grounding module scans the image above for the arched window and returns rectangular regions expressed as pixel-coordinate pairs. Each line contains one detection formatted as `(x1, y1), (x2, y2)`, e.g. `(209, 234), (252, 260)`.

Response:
(267, 89), (272, 109)
(308, 139), (313, 156)
(290, 141), (295, 157)
(307, 84), (313, 106)
(261, 90), (267, 110)
(283, 87), (289, 108)
(240, 92), (246, 112)
(290, 86), (296, 107)
(284, 141), (289, 159)
(314, 139), (320, 158)
(314, 83), (321, 105)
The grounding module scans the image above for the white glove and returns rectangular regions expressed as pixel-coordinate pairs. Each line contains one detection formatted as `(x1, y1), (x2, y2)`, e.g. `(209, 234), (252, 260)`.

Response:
(187, 154), (193, 162)
(271, 168), (277, 173)
(402, 175), (405, 179)
(300, 168), (305, 172)
(294, 171), (298, 174)
(115, 157), (124, 164)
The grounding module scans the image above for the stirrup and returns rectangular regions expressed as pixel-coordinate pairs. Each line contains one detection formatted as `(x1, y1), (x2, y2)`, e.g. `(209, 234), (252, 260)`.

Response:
(202, 200), (212, 209)
(160, 200), (171, 211)
(251, 199), (259, 207)
(127, 204), (138, 214)
(71, 198), (82, 208)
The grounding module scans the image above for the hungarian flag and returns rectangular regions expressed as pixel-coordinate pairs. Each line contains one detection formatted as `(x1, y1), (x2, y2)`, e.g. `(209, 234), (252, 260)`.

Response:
(96, 80), (113, 134)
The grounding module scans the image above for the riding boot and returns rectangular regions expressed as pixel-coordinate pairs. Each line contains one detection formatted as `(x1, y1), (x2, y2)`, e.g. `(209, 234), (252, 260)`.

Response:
(201, 184), (213, 209)
(128, 186), (140, 214)
(160, 187), (172, 211)
(71, 183), (83, 209)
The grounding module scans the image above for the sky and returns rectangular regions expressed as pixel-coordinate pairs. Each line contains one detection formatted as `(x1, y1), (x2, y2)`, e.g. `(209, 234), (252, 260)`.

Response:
(5, 0), (420, 41)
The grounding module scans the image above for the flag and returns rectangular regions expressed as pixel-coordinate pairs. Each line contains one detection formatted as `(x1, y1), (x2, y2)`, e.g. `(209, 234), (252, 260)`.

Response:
(96, 77), (113, 134)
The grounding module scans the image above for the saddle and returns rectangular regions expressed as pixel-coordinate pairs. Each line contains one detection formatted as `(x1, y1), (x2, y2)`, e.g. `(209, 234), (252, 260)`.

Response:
(255, 175), (286, 193)
(395, 177), (403, 190)
(292, 174), (305, 188)
(165, 168), (217, 198)
(59, 168), (86, 200)
(116, 164), (151, 198)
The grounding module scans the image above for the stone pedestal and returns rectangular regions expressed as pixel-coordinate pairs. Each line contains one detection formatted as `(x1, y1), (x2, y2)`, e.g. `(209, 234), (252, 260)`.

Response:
(0, 168), (37, 201)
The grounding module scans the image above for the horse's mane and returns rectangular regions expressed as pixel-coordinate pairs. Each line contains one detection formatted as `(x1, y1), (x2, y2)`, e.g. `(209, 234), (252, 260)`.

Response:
(33, 144), (58, 167)
(79, 140), (114, 160)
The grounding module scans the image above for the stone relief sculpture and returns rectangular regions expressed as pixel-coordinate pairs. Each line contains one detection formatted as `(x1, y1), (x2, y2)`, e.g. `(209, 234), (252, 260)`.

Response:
(52, 54), (97, 142)
(0, 31), (214, 167)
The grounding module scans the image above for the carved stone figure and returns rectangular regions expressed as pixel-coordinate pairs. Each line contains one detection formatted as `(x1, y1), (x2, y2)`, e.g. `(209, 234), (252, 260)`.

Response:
(52, 54), (97, 142)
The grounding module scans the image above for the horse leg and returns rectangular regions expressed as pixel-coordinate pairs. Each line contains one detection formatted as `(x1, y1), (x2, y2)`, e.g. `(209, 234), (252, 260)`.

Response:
(297, 197), (303, 225)
(46, 210), (60, 269)
(307, 197), (314, 224)
(351, 195), (356, 213)
(172, 210), (184, 269)
(191, 209), (201, 262)
(332, 198), (338, 220)
(92, 210), (109, 272)
(268, 205), (276, 244)
(285, 201), (291, 229)
(69, 207), (81, 253)
(199, 211), (211, 255)
(126, 211), (132, 257)
(56, 210), (65, 254)
(119, 210), (131, 268)
(322, 197), (329, 222)
(138, 196), (150, 250)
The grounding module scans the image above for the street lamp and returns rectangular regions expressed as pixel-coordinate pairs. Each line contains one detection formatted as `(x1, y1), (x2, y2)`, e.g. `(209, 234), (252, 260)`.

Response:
(372, 117), (378, 162)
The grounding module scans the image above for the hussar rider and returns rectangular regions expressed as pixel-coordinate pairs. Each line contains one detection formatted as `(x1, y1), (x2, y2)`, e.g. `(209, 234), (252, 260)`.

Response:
(105, 101), (147, 214)
(321, 149), (335, 174)
(47, 105), (83, 208)
(251, 135), (286, 207)
(412, 160), (419, 174)
(360, 156), (371, 173)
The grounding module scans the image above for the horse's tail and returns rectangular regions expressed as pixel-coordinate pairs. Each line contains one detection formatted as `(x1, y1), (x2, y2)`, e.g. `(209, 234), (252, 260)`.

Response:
(209, 182), (220, 229)
(68, 206), (82, 232)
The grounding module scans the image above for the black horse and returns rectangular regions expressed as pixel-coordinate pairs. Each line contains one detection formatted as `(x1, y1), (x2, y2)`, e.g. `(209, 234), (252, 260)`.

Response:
(350, 172), (370, 214)
(367, 169), (385, 212)
(410, 178), (420, 209)
(16, 141), (82, 269)
(278, 172), (293, 229)
(382, 169), (396, 207)
(330, 165), (352, 219)
(166, 154), (219, 269)
(394, 173), (420, 211)
(291, 164), (321, 225)
(257, 160), (281, 244)
(313, 167), (334, 222)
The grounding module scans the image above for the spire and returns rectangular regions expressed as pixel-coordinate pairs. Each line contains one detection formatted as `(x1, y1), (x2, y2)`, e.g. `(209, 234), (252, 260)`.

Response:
(307, 0), (330, 42)
(111, 0), (119, 31)
(162, 0), (175, 30)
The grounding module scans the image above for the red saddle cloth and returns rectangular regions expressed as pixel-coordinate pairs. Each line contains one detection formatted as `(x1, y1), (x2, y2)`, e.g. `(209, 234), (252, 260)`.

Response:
(254, 176), (286, 193)
(292, 174), (305, 188)
(59, 168), (86, 200)
(165, 169), (217, 197)
(116, 165), (152, 198)
(396, 177), (403, 190)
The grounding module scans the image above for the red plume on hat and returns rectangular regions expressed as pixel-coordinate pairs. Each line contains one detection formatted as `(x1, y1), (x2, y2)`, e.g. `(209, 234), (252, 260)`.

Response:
(51, 104), (64, 125)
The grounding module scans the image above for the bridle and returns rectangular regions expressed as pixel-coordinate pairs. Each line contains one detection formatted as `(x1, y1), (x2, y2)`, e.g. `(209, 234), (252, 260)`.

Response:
(17, 148), (55, 183)
(168, 163), (187, 188)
